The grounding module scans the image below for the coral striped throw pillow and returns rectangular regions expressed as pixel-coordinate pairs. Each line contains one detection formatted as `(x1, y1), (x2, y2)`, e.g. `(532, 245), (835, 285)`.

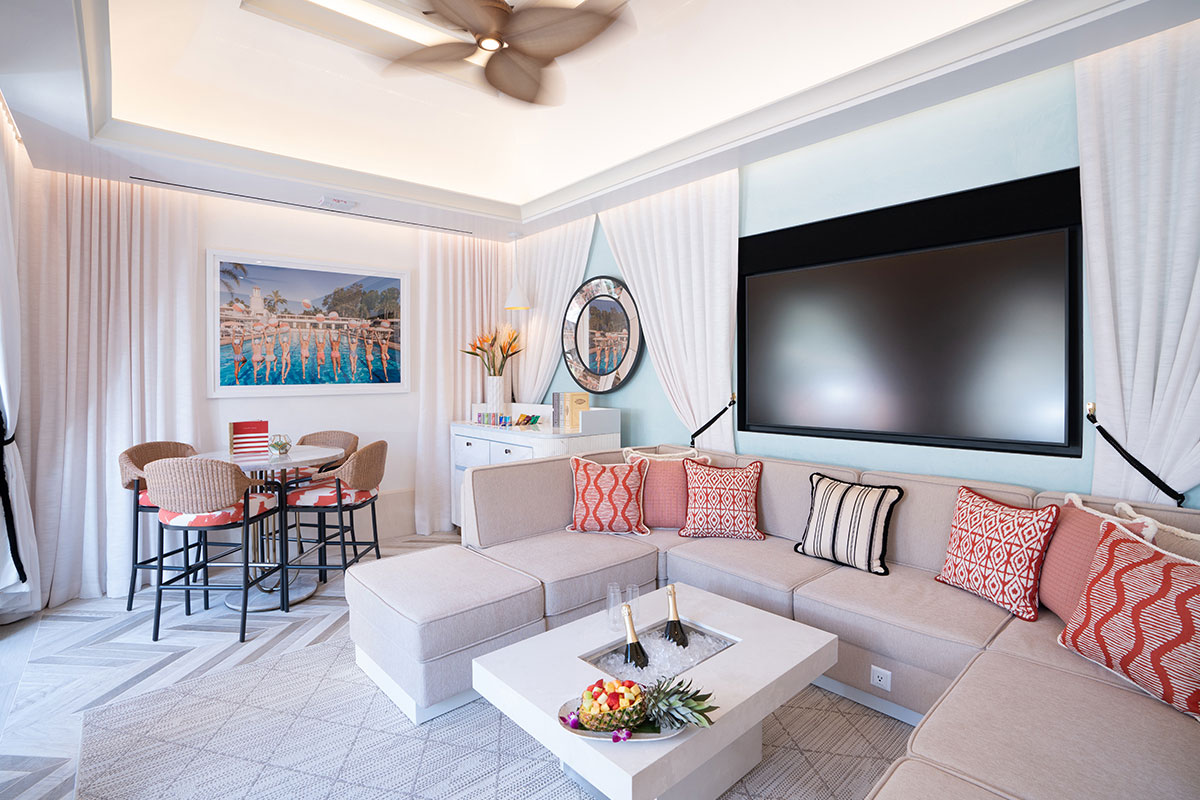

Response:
(1060, 521), (1200, 720)
(678, 459), (765, 540)
(936, 487), (1060, 621)
(568, 457), (650, 535)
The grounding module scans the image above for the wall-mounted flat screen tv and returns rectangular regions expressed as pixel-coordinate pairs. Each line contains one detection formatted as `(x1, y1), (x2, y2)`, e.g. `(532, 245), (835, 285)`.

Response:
(738, 169), (1082, 456)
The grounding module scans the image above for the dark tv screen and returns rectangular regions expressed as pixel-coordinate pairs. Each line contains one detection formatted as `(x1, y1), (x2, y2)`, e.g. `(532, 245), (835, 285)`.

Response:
(742, 230), (1075, 451)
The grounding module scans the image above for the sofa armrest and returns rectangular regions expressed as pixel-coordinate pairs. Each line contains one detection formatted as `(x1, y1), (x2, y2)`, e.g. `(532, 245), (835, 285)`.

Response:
(462, 456), (574, 549)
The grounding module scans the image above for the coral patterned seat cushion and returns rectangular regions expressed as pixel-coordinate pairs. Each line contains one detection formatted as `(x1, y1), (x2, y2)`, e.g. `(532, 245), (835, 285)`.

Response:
(1060, 521), (1200, 720)
(287, 479), (378, 508)
(158, 492), (278, 527)
(679, 459), (765, 540)
(568, 457), (650, 535)
(137, 489), (155, 508)
(935, 487), (1060, 621)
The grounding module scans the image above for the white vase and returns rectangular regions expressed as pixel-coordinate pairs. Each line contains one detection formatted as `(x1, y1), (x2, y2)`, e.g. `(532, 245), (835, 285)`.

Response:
(484, 374), (509, 418)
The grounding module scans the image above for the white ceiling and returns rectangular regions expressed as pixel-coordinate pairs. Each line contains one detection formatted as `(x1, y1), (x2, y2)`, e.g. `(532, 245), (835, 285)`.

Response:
(2, 0), (1199, 238)
(107, 0), (1025, 206)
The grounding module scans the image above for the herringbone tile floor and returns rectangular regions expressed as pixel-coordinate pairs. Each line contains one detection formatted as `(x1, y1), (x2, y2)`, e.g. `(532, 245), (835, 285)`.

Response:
(0, 531), (458, 800)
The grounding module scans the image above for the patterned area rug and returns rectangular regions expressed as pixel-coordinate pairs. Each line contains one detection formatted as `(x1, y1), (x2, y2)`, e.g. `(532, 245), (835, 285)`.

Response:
(76, 634), (911, 800)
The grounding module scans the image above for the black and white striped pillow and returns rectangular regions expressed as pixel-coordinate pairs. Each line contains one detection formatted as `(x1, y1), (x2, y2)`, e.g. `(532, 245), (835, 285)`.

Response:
(795, 473), (904, 575)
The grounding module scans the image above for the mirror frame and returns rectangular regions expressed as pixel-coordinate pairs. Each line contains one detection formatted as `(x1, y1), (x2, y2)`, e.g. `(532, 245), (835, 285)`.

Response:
(560, 275), (643, 394)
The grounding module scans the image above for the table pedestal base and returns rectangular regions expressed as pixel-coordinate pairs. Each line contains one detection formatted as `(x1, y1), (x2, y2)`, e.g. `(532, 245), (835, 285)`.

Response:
(224, 573), (319, 612)
(561, 721), (762, 800)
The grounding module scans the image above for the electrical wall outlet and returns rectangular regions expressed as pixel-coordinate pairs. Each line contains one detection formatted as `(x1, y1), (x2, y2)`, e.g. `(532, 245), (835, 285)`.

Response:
(870, 666), (892, 692)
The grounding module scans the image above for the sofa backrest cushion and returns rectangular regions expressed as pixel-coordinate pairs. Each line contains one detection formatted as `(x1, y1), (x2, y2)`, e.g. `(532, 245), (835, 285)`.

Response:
(658, 443), (737, 467)
(738, 456), (859, 542)
(463, 456), (573, 549)
(1038, 491), (1200, 562)
(863, 471), (1035, 572)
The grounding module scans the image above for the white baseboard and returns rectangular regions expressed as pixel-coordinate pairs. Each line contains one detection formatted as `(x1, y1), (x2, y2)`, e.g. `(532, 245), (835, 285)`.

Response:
(813, 675), (924, 727)
(355, 646), (478, 724)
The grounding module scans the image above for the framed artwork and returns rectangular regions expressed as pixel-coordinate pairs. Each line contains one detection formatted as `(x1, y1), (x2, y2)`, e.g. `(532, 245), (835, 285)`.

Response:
(561, 275), (643, 393)
(206, 250), (410, 397)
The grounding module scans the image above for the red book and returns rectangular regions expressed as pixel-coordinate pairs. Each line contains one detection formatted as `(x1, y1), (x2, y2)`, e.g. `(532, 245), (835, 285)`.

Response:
(229, 420), (269, 454)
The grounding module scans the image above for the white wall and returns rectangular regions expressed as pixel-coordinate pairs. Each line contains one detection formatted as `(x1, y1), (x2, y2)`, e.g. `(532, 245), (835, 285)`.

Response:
(196, 195), (422, 530)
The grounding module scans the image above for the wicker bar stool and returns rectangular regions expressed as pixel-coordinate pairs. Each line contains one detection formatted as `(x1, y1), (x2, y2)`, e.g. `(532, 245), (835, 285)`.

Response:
(145, 458), (285, 642)
(118, 441), (198, 611)
(288, 430), (359, 485)
(285, 440), (386, 583)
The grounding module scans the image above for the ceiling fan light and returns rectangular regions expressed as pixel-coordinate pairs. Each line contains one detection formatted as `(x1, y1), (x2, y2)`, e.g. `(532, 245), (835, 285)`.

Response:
(478, 36), (502, 52)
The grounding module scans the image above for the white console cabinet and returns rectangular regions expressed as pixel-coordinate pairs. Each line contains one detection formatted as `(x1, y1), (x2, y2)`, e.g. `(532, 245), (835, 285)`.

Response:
(449, 406), (621, 527)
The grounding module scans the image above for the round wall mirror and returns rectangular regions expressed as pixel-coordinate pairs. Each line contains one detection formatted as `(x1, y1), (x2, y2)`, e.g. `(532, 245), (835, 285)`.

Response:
(561, 276), (642, 393)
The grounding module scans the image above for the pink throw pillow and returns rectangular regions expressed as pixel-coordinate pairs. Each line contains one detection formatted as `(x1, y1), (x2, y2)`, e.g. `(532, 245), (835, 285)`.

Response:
(1040, 495), (1151, 622)
(1060, 521), (1200, 720)
(627, 453), (710, 530)
(568, 457), (650, 535)
(935, 487), (1060, 621)
(678, 459), (765, 540)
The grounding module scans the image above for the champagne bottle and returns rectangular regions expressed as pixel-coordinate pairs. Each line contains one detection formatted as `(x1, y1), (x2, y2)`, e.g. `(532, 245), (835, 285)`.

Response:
(663, 584), (689, 648)
(622, 603), (648, 668)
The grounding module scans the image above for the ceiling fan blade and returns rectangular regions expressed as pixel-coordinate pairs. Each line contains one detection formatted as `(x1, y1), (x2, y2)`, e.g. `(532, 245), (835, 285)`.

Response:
(503, 5), (622, 61)
(484, 48), (549, 104)
(430, 0), (509, 36)
(390, 41), (480, 65)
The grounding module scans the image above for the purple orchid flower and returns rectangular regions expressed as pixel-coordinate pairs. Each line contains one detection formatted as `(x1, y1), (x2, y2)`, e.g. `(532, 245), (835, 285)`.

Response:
(559, 711), (580, 729)
(612, 728), (632, 743)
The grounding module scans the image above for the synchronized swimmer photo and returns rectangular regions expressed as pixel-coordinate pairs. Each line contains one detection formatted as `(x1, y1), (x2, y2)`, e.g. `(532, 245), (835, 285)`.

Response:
(216, 259), (404, 388)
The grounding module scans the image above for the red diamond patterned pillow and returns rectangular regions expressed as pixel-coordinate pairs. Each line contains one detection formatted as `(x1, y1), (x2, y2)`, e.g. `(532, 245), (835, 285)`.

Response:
(1060, 521), (1200, 720)
(679, 459), (765, 540)
(935, 486), (1060, 621)
(568, 457), (650, 535)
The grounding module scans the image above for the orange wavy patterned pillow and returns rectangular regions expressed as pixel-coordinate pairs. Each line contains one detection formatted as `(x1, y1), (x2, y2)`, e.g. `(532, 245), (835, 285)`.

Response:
(1059, 521), (1200, 720)
(567, 457), (650, 535)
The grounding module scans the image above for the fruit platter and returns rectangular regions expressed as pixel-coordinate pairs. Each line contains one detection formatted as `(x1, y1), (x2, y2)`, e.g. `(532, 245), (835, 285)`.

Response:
(558, 677), (718, 743)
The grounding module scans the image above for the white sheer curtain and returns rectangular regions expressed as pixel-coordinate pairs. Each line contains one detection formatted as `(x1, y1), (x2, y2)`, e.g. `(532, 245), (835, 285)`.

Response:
(508, 216), (595, 403)
(414, 232), (509, 535)
(1077, 20), (1200, 503)
(17, 172), (202, 605)
(599, 171), (739, 451)
(0, 97), (39, 623)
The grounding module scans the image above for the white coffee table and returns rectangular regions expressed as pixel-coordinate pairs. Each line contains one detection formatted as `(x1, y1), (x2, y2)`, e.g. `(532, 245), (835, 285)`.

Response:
(472, 583), (837, 800)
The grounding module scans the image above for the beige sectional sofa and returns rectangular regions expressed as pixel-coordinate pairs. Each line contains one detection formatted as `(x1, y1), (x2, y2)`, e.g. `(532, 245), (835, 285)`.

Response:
(348, 443), (1200, 797)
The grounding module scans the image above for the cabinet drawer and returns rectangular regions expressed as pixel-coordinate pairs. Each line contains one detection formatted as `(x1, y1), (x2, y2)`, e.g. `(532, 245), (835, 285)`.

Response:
(453, 435), (490, 468)
(490, 441), (533, 464)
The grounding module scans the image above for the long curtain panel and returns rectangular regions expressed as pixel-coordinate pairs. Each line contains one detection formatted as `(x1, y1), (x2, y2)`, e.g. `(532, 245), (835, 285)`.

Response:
(1077, 20), (1200, 503)
(17, 172), (202, 606)
(0, 96), (38, 623)
(414, 232), (509, 535)
(599, 171), (739, 451)
(507, 216), (595, 404)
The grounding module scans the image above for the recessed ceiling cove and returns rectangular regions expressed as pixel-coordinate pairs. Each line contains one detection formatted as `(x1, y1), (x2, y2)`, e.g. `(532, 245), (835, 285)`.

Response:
(107, 0), (1026, 206)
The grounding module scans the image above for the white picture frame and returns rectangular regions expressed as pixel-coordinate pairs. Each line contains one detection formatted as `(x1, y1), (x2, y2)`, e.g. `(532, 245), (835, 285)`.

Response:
(206, 249), (411, 398)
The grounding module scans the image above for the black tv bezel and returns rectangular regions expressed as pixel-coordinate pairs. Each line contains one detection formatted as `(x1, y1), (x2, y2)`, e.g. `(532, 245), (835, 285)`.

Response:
(737, 168), (1083, 458)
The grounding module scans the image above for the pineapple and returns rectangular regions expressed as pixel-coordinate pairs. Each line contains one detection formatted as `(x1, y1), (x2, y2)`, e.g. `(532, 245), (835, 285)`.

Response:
(641, 677), (719, 730)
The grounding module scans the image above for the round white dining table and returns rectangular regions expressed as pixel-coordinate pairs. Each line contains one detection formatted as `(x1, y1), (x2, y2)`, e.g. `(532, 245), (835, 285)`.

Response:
(193, 444), (344, 612)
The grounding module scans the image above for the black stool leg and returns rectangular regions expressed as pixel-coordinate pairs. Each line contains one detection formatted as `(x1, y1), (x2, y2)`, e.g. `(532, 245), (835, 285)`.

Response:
(349, 508), (361, 561)
(181, 529), (192, 616)
(200, 531), (211, 610)
(239, 521), (250, 643)
(370, 502), (381, 559)
(127, 488), (140, 611)
(152, 522), (166, 641)
(317, 514), (327, 583)
(278, 505), (290, 613)
(336, 487), (348, 571)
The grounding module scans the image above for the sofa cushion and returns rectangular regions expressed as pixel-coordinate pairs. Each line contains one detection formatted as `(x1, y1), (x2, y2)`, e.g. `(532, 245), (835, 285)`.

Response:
(568, 456), (650, 534)
(627, 452), (710, 530)
(935, 487), (1059, 621)
(640, 528), (691, 578)
(862, 471), (1034, 573)
(793, 563), (1011, 678)
(910, 652), (1200, 800)
(481, 529), (658, 617)
(736, 456), (859, 542)
(345, 546), (544, 662)
(667, 535), (835, 616)
(463, 457), (573, 548)
(986, 613), (1134, 691)
(866, 759), (1008, 800)
(797, 473), (903, 575)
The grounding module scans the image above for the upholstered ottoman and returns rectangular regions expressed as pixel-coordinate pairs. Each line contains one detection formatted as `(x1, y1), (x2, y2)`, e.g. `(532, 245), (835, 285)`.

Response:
(345, 545), (545, 723)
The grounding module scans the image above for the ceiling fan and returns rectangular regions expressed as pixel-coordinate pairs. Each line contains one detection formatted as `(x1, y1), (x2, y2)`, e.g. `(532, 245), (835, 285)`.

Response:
(393, 0), (627, 104)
